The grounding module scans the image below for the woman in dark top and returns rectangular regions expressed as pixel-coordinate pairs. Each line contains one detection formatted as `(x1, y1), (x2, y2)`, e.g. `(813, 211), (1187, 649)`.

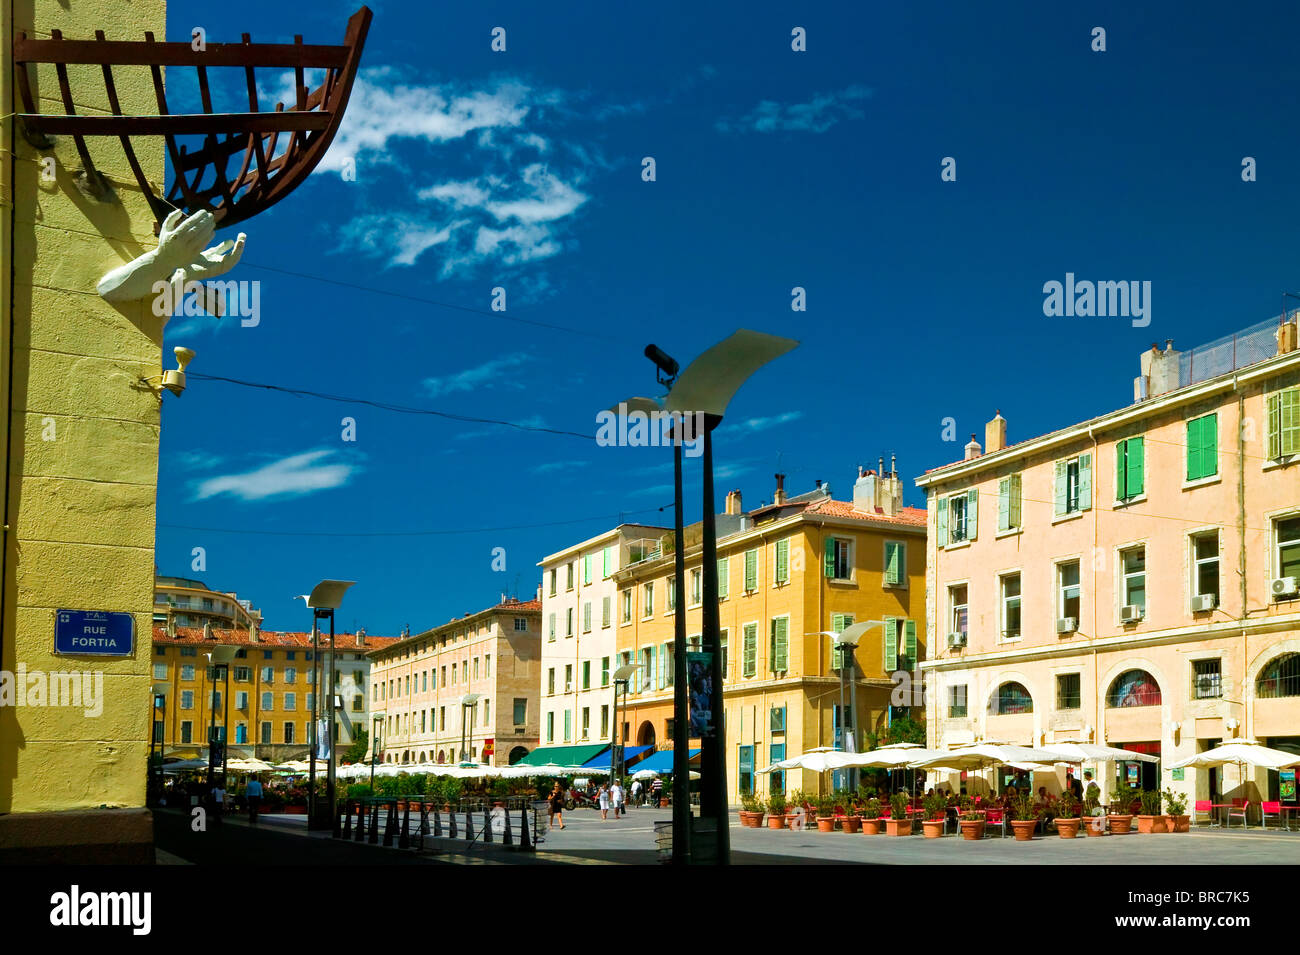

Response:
(548, 782), (565, 830)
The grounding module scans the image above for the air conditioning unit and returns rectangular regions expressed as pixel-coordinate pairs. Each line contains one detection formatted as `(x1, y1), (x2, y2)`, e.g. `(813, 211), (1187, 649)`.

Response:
(1194, 674), (1219, 697)
(1191, 593), (1217, 612)
(947, 632), (967, 649)
(1272, 577), (1299, 598)
(1057, 617), (1077, 634)
(1120, 604), (1144, 623)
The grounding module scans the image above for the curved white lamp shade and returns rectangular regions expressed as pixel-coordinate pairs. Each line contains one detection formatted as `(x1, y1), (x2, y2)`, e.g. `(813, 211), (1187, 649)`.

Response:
(300, 579), (356, 610)
(664, 329), (798, 417)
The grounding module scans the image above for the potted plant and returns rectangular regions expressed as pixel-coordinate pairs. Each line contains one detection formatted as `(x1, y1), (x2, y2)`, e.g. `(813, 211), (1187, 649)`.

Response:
(1107, 784), (1135, 834)
(885, 792), (912, 836)
(1162, 788), (1190, 833)
(442, 776), (463, 811)
(1055, 788), (1082, 838)
(958, 796), (985, 840)
(1008, 793), (1039, 841)
(766, 792), (788, 828)
(815, 795), (836, 833)
(861, 797), (883, 835)
(921, 791), (948, 838)
(739, 793), (766, 828)
(1137, 789), (1166, 833)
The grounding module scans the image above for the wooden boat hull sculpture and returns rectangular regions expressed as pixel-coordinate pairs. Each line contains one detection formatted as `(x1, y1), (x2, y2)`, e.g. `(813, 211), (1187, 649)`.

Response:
(13, 6), (371, 232)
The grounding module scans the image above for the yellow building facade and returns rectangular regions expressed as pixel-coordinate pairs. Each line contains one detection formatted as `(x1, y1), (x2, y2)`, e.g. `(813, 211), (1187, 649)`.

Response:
(612, 470), (927, 803)
(0, 0), (166, 861)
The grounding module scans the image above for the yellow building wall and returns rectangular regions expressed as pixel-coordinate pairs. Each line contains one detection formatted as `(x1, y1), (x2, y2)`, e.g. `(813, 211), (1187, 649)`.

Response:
(1, 0), (166, 815)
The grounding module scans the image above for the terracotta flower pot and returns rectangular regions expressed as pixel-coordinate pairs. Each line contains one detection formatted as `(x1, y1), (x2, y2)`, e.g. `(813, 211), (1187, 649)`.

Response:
(959, 819), (985, 841)
(1168, 814), (1190, 833)
(816, 816), (836, 833)
(861, 818), (882, 835)
(1056, 817), (1081, 839)
(767, 813), (788, 829)
(1136, 814), (1167, 834)
(884, 818), (911, 836)
(738, 810), (765, 828)
(842, 815), (862, 833)
(1107, 814), (1134, 834)
(1009, 819), (1037, 841)
(922, 819), (945, 839)
(1085, 816), (1108, 836)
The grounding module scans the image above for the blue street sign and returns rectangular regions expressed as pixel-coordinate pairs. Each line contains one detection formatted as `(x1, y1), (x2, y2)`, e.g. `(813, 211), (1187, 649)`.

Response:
(54, 610), (135, 656)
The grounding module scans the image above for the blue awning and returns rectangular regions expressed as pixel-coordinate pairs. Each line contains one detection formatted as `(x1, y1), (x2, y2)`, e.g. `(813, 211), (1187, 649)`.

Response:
(633, 748), (700, 774)
(580, 745), (652, 772)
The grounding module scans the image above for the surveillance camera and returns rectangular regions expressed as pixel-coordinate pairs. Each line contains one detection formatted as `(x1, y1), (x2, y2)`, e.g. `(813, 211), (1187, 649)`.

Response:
(161, 346), (195, 396)
(644, 344), (679, 379)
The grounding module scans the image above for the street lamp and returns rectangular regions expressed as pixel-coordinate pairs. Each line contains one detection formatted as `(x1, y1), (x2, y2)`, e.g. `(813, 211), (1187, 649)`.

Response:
(610, 663), (642, 790)
(370, 714), (383, 793)
(811, 620), (884, 791)
(150, 682), (168, 804)
(205, 646), (236, 790)
(299, 579), (355, 830)
(617, 329), (798, 865)
(459, 693), (482, 764)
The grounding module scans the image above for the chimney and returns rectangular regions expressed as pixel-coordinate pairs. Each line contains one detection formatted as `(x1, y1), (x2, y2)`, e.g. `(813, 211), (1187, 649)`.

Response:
(878, 457), (904, 517)
(773, 473), (786, 506)
(250, 620), (259, 643)
(202, 620), (214, 641)
(356, 626), (366, 649)
(964, 434), (982, 461)
(166, 614), (176, 639)
(1278, 312), (1299, 355)
(890, 453), (897, 478)
(852, 466), (878, 513)
(725, 489), (743, 515)
(1139, 339), (1181, 398)
(985, 410), (1007, 453)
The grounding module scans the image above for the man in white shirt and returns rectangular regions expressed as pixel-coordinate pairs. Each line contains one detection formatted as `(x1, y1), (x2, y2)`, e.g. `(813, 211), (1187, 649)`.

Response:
(611, 781), (625, 817)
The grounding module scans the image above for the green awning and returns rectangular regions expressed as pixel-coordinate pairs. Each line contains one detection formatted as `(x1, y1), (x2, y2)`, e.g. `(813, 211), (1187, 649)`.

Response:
(513, 744), (610, 768)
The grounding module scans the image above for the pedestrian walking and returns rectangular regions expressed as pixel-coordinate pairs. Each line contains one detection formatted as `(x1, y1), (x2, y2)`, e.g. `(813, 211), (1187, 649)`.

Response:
(651, 776), (663, 808)
(598, 783), (610, 820)
(611, 780), (625, 817)
(245, 775), (262, 824)
(631, 778), (643, 807)
(548, 782), (566, 830)
(210, 779), (226, 826)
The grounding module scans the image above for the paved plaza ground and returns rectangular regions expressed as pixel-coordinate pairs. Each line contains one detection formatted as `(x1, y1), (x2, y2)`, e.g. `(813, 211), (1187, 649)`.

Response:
(154, 804), (1300, 865)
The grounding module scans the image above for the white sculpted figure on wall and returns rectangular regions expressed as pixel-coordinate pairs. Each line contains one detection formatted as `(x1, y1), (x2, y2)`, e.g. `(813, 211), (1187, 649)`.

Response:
(97, 209), (246, 316)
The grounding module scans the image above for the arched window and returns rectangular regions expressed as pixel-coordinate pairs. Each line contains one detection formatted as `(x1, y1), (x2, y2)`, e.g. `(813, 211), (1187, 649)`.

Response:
(988, 682), (1033, 715)
(1107, 670), (1161, 707)
(1257, 653), (1300, 699)
(437, 750), (445, 764)
(508, 746), (530, 765)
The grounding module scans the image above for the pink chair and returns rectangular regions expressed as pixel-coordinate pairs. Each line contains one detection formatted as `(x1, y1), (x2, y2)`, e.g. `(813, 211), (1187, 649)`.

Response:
(1193, 800), (1217, 828)
(1262, 801), (1282, 831)
(984, 807), (1007, 838)
(1227, 800), (1251, 829)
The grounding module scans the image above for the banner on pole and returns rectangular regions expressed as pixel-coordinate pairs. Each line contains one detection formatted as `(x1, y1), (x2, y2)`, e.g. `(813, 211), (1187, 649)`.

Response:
(687, 652), (715, 738)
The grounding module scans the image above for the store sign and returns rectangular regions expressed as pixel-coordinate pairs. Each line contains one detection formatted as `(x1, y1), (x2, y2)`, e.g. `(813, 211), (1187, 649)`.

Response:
(54, 610), (134, 656)
(687, 652), (715, 738)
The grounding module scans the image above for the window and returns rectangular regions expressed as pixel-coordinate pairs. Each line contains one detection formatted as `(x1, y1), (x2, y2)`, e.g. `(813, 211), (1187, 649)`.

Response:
(602, 596), (611, 628)
(582, 660), (591, 690)
(566, 562), (574, 590)
(769, 742), (786, 794)
(667, 576), (676, 612)
(621, 590), (632, 623)
(234, 724), (246, 744)
(549, 568), (557, 596)
(581, 707), (590, 739)
(284, 722), (296, 744)
(582, 554), (592, 586)
(1257, 653), (1300, 698)
(261, 692), (273, 711)
(997, 474), (1023, 532)
(883, 540), (905, 586)
(440, 707), (446, 730)
(548, 613), (556, 642)
(1267, 386), (1300, 459)
(600, 704), (609, 738)
(181, 690), (193, 710)
(514, 617), (527, 632)
(236, 691), (248, 710)
(260, 666), (273, 683)
(1193, 532), (1220, 603)
(283, 692), (296, 711)
(1056, 673), (1081, 709)
(738, 745), (755, 796)
(1053, 453), (1092, 516)
(1277, 516), (1300, 585)
(774, 539), (790, 584)
(830, 612), (854, 669)
(717, 557), (729, 599)
(1107, 670), (1162, 707)
(642, 582), (654, 617)
(1115, 436), (1145, 501)
(152, 663), (167, 680)
(1121, 547), (1146, 612)
(769, 617), (789, 673)
(825, 537), (852, 580)
(770, 706), (787, 733)
(181, 665), (194, 681)
(513, 698), (527, 724)
(180, 646), (196, 657)
(949, 585), (969, 640)
(546, 712), (555, 742)
(260, 722), (271, 744)
(720, 630), (729, 679)
(473, 657), (480, 680)
(1058, 561), (1081, 621)
(691, 568), (703, 604)
(1193, 659), (1222, 699)
(1186, 413), (1218, 480)
(603, 545), (615, 578)
(566, 607), (574, 637)
(180, 721), (193, 744)
(284, 667), (296, 684)
(948, 685), (968, 718)
(234, 666), (250, 682)
(547, 668), (555, 696)
(564, 664), (573, 693)
(742, 623), (758, 677)
(582, 602), (592, 633)
(988, 681), (1033, 715)
(939, 490), (978, 545)
(744, 549), (758, 591)
(1000, 574), (1021, 638)
(563, 709), (572, 742)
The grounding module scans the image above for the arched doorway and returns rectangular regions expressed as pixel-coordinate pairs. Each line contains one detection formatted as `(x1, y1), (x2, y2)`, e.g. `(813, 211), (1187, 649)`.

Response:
(508, 746), (530, 765)
(436, 750), (445, 764)
(637, 721), (656, 747)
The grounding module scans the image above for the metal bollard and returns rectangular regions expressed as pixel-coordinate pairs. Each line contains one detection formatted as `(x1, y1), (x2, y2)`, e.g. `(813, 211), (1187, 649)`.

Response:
(383, 801), (396, 847)
(368, 803), (379, 844)
(503, 804), (513, 846)
(354, 801), (366, 842)
(449, 806), (458, 839)
(464, 808), (474, 841)
(400, 802), (411, 849)
(433, 806), (443, 838)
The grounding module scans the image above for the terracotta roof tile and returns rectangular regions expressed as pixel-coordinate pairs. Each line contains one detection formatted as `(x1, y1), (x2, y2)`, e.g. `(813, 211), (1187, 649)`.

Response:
(804, 498), (927, 526)
(152, 626), (401, 652)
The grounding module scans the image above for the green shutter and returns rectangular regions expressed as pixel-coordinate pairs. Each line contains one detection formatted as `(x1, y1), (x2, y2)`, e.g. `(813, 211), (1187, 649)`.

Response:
(776, 539), (789, 583)
(884, 542), (901, 585)
(936, 496), (948, 547)
(582, 555), (591, 584)
(771, 618), (788, 672)
(744, 549), (758, 591)
(966, 488), (978, 540)
(1187, 415), (1218, 481)
(603, 546), (613, 577)
(1119, 438), (1144, 499)
(1078, 453), (1092, 511)
(824, 537), (836, 577)
(1009, 474), (1022, 528)
(998, 478), (1010, 531)
(1282, 388), (1300, 456)
(1054, 460), (1067, 515)
(1269, 392), (1282, 459)
(883, 617), (897, 671)
(904, 619), (917, 669)
(717, 558), (729, 599)
(743, 623), (757, 677)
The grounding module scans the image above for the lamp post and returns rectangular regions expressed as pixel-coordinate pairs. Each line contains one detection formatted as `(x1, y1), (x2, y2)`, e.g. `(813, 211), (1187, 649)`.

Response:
(610, 663), (642, 795)
(205, 646), (236, 790)
(618, 330), (798, 865)
(370, 715), (382, 794)
(300, 579), (355, 830)
(811, 620), (884, 792)
(150, 682), (168, 804)
(460, 693), (482, 763)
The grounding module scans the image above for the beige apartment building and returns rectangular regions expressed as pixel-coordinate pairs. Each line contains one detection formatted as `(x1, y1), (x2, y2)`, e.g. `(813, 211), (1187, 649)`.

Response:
(369, 597), (542, 766)
(154, 574), (264, 632)
(537, 524), (667, 750)
(917, 317), (1300, 809)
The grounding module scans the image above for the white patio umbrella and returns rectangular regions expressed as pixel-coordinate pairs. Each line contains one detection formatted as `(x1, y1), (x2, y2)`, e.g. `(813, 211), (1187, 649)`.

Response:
(160, 758), (207, 773)
(631, 768), (660, 781)
(909, 743), (1063, 772)
(1041, 742), (1159, 764)
(226, 757), (277, 773)
(1168, 739), (1300, 771)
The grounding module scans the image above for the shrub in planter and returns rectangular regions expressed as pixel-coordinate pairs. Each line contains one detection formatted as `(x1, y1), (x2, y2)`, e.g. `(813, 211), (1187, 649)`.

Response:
(885, 793), (912, 836)
(1084, 805), (1108, 836)
(1107, 785), (1136, 833)
(1008, 794), (1040, 841)
(1137, 789), (1166, 833)
(861, 797), (883, 834)
(921, 791), (948, 838)
(814, 795), (837, 832)
(739, 793), (766, 828)
(1055, 789), (1082, 838)
(346, 783), (373, 801)
(766, 793), (789, 828)
(442, 777), (464, 808)
(1162, 788), (1190, 833)
(958, 796), (985, 841)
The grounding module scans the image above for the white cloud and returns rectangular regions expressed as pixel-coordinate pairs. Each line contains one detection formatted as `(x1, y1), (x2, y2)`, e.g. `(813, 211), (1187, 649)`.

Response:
(532, 460), (590, 475)
(719, 411), (804, 435)
(424, 353), (533, 397)
(193, 449), (357, 501)
(717, 86), (872, 134)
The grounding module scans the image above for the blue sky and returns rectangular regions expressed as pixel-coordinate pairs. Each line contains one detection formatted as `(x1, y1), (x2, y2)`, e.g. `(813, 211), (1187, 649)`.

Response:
(156, 0), (1300, 634)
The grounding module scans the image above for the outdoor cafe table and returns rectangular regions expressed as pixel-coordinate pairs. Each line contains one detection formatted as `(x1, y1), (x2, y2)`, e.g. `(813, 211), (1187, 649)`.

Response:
(1281, 806), (1300, 832)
